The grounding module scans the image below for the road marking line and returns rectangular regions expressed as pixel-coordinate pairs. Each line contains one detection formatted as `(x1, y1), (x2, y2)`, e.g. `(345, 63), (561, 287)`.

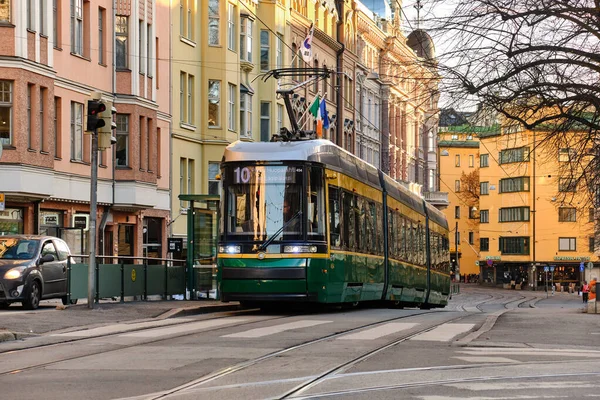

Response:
(222, 320), (331, 338)
(51, 318), (196, 337)
(338, 323), (419, 340)
(121, 318), (248, 337)
(453, 356), (520, 363)
(410, 323), (475, 342)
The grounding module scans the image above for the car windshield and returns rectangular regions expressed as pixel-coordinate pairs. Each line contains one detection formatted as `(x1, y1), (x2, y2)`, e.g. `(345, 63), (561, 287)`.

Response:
(0, 239), (39, 260)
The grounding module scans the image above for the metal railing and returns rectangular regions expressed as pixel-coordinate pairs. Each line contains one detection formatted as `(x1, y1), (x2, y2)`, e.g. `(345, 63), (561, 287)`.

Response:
(67, 255), (217, 304)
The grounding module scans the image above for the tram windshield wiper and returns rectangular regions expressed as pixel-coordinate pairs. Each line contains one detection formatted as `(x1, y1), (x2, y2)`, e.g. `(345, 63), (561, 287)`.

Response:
(257, 211), (302, 252)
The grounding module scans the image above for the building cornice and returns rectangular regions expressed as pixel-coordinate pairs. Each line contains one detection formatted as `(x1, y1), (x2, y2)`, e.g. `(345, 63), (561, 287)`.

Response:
(0, 56), (56, 78)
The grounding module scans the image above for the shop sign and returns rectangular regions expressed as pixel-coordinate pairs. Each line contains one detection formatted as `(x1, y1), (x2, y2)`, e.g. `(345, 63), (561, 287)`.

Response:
(553, 256), (590, 261)
(485, 256), (501, 261)
(43, 214), (59, 226)
(0, 193), (4, 212)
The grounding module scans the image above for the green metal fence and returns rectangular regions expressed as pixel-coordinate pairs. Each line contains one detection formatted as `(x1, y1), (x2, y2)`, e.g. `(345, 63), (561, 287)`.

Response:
(67, 256), (216, 303)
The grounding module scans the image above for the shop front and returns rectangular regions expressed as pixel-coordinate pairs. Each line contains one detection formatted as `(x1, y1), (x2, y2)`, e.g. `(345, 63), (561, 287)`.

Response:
(0, 208), (24, 235)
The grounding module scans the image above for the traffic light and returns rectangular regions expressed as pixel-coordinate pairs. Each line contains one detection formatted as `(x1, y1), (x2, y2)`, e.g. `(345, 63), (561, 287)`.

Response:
(98, 102), (117, 150)
(86, 100), (106, 132)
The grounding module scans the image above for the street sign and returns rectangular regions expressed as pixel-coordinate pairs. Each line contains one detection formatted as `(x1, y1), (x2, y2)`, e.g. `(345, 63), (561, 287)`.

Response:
(580, 265), (584, 272)
(544, 266), (549, 272)
(588, 262), (594, 270)
(550, 266), (555, 272)
(486, 259), (493, 266)
(0, 193), (4, 212)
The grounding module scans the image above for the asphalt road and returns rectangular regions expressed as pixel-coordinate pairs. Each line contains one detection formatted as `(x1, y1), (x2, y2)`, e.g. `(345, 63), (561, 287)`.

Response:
(0, 286), (598, 400)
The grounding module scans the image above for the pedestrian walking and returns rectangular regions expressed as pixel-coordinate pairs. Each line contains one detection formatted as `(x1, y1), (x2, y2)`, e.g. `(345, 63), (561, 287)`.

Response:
(582, 280), (589, 304)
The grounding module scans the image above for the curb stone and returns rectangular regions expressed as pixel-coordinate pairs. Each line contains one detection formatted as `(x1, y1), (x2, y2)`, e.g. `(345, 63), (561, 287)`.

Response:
(0, 330), (15, 342)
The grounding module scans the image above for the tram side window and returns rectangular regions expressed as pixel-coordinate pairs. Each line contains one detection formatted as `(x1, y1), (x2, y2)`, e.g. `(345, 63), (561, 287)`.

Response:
(357, 197), (366, 253)
(307, 167), (326, 241)
(420, 225), (426, 265)
(387, 208), (396, 259)
(398, 215), (405, 261)
(376, 203), (383, 255)
(329, 187), (341, 248)
(342, 191), (356, 251)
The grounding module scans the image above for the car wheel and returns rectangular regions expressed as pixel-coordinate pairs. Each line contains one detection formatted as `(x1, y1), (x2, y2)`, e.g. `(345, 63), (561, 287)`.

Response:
(23, 281), (41, 310)
(61, 296), (78, 305)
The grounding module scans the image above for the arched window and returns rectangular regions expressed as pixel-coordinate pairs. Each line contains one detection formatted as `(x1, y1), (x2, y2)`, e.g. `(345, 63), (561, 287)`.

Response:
(322, 64), (328, 95)
(291, 43), (297, 81)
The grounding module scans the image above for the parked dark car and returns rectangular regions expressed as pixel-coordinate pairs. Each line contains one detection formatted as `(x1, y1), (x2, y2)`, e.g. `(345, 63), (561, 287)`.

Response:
(0, 235), (76, 309)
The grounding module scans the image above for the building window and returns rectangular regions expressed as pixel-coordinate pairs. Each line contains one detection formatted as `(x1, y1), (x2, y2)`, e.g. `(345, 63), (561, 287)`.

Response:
(455, 231), (460, 244)
(208, 80), (221, 127)
(70, 0), (83, 55)
(260, 30), (270, 72)
(39, 0), (46, 35)
(469, 154), (474, 167)
(187, 0), (192, 39)
(139, 20), (145, 73)
(559, 148), (575, 162)
(589, 237), (595, 253)
(499, 177), (530, 193)
(468, 231), (474, 245)
(28, 0), (35, 31)
(276, 33), (283, 68)
(260, 101), (270, 142)
(115, 16), (128, 68)
(180, 158), (186, 209)
(188, 74), (194, 124)
(480, 153), (489, 167)
(240, 92), (252, 137)
(558, 177), (577, 192)
(240, 16), (253, 63)
(499, 207), (530, 222)
(480, 181), (489, 195)
(115, 114), (129, 166)
(228, 83), (236, 131)
(455, 206), (460, 219)
(480, 238), (489, 252)
(40, 87), (46, 151)
(147, 25), (152, 77)
(27, 85), (33, 149)
(455, 180), (460, 192)
(208, 162), (221, 195)
(469, 207), (477, 219)
(480, 210), (489, 223)
(499, 146), (530, 164)
(54, 96), (61, 158)
(589, 208), (595, 223)
(558, 237), (576, 251)
(558, 207), (577, 222)
(0, 81), (13, 146)
(70, 101), (83, 161)
(179, 157), (195, 210)
(53, 0), (59, 47)
(227, 3), (235, 51)
(0, 0), (10, 24)
(98, 8), (105, 64)
(455, 154), (460, 166)
(500, 237), (530, 255)
(208, 0), (220, 46)
(277, 103), (284, 133)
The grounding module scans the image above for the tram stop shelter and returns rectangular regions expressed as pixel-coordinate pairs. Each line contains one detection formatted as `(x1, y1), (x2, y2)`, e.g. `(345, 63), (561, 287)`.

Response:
(178, 194), (220, 300)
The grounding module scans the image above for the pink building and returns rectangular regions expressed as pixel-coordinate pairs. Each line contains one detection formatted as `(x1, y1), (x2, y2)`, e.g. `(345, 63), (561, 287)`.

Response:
(0, 0), (171, 259)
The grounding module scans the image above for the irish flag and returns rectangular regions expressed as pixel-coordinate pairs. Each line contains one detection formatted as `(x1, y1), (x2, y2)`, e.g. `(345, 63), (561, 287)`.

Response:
(315, 99), (330, 138)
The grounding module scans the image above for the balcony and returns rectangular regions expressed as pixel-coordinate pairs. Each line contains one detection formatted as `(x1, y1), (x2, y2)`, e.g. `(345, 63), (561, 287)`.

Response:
(424, 191), (449, 210)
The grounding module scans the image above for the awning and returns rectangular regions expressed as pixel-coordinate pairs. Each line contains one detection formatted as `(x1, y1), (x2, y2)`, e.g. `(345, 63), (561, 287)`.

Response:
(240, 83), (254, 95)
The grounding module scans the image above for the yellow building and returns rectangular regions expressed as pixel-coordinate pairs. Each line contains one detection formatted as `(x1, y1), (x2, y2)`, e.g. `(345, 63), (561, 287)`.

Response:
(438, 119), (482, 278)
(440, 109), (597, 289)
(170, 0), (289, 252)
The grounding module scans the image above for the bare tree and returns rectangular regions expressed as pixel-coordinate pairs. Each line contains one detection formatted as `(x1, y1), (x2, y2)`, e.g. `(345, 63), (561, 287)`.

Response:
(423, 0), (600, 208)
(458, 169), (480, 227)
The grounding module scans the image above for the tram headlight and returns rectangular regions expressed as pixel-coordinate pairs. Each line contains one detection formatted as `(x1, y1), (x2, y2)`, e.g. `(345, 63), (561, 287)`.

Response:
(283, 245), (318, 253)
(219, 245), (241, 254)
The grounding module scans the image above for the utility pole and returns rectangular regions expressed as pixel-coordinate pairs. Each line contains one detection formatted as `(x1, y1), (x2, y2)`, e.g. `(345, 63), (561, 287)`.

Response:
(455, 221), (460, 282)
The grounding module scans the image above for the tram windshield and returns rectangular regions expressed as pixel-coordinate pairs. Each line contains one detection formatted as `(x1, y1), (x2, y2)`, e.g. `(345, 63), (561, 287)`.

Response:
(224, 165), (325, 242)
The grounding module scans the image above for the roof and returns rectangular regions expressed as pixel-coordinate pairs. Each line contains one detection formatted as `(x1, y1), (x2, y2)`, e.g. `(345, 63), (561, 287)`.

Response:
(406, 29), (436, 61)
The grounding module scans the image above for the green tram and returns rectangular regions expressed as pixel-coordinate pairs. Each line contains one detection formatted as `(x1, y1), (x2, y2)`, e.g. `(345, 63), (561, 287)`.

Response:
(216, 139), (451, 308)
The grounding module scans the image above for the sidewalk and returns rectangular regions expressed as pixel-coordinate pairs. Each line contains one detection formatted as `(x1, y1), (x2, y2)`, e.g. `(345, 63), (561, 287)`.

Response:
(0, 298), (241, 342)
